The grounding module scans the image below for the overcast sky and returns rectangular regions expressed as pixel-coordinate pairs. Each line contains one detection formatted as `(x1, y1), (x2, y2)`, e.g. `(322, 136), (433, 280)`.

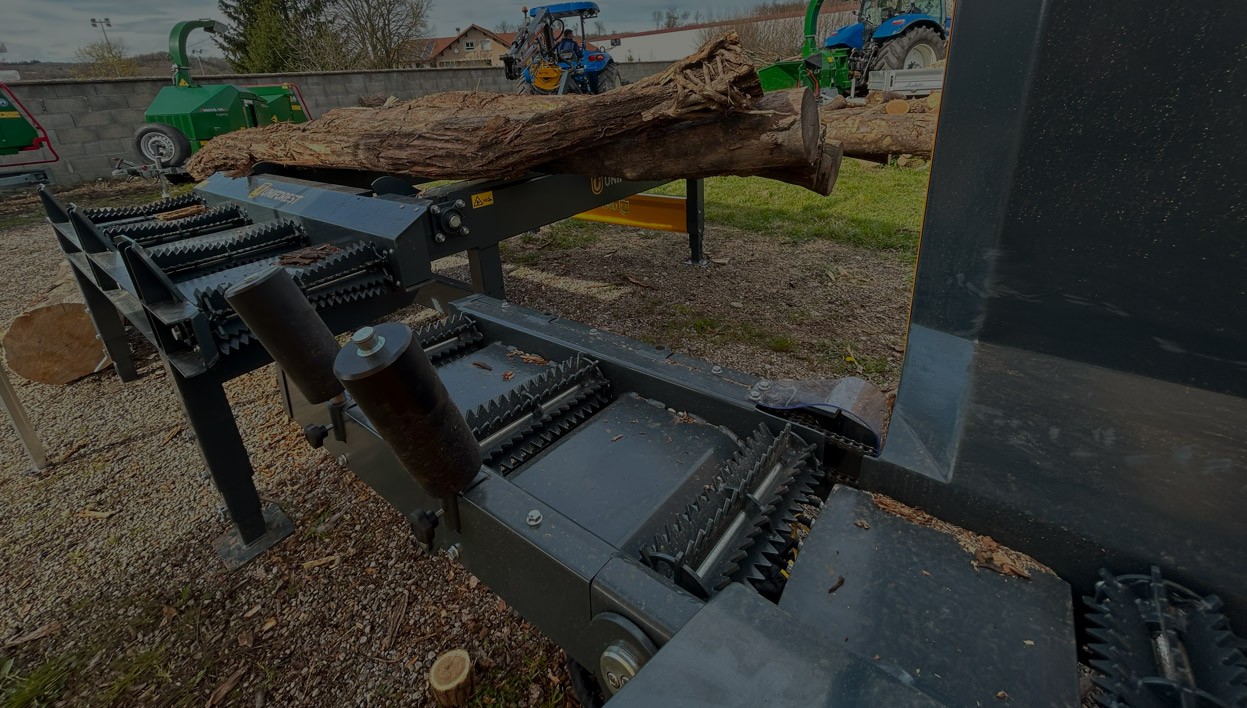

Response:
(2, 0), (736, 63)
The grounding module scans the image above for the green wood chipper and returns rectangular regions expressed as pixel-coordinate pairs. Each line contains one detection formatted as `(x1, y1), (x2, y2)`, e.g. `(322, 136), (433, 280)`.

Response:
(133, 20), (310, 169)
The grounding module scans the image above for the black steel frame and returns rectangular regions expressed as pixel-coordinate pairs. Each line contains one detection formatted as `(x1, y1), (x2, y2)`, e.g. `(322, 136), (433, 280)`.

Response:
(41, 173), (707, 567)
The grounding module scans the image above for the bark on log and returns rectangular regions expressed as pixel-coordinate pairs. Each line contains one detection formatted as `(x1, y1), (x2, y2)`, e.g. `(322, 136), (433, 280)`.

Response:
(188, 35), (770, 183)
(2, 263), (110, 386)
(553, 90), (839, 194)
(429, 649), (475, 707)
(820, 107), (937, 161)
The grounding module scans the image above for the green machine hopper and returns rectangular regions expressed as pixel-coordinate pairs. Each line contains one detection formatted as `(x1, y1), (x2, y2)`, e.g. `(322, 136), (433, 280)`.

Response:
(134, 20), (309, 168)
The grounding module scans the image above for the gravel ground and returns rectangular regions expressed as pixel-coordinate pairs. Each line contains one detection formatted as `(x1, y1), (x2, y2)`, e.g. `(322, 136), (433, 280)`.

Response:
(0, 210), (913, 705)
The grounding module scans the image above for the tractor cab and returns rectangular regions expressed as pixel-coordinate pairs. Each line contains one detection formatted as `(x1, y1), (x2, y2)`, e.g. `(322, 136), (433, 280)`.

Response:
(502, 2), (622, 95)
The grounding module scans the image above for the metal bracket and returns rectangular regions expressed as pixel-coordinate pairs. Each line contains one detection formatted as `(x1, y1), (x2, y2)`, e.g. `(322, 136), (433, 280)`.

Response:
(212, 503), (295, 570)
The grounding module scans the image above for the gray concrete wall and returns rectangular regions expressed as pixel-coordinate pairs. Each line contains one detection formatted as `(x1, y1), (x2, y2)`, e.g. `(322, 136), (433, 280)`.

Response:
(3, 62), (669, 187)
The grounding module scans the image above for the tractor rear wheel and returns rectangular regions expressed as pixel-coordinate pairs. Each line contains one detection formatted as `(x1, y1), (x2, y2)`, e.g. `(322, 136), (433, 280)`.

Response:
(596, 63), (622, 94)
(134, 123), (192, 167)
(872, 26), (946, 72)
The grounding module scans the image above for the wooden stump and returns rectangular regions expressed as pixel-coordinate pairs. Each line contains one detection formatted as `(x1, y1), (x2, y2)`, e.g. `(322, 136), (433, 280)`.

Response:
(429, 649), (475, 707)
(2, 263), (110, 386)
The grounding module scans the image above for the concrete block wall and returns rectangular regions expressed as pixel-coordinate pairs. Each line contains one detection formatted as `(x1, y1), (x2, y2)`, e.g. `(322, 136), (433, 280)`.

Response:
(1, 61), (670, 188)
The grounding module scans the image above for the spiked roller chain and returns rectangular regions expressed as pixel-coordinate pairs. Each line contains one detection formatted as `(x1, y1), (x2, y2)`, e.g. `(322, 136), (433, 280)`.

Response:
(80, 193), (204, 224)
(1084, 566), (1247, 707)
(639, 423), (816, 600)
(192, 242), (395, 356)
(465, 355), (612, 474)
(147, 220), (307, 276)
(414, 314), (485, 366)
(103, 205), (250, 246)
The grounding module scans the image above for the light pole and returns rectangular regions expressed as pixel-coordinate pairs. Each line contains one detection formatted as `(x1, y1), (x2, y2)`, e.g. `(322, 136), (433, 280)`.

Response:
(90, 17), (113, 48)
(90, 17), (120, 77)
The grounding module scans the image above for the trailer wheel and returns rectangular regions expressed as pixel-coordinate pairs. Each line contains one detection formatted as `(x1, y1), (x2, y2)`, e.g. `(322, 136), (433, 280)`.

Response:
(873, 26), (946, 72)
(134, 123), (192, 168)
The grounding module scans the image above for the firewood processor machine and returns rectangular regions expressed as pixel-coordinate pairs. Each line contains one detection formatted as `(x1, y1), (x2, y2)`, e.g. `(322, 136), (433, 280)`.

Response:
(36, 0), (1246, 705)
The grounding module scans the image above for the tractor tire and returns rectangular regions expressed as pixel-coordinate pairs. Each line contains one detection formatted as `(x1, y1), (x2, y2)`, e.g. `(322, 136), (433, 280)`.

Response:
(596, 63), (623, 94)
(872, 26), (946, 72)
(134, 123), (192, 168)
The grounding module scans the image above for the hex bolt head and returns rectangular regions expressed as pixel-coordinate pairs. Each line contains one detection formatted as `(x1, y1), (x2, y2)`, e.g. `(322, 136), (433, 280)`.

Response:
(758, 379), (771, 390)
(749, 390), (762, 401)
(526, 509), (543, 527)
(461, 226), (471, 235)
(454, 199), (466, 208)
(434, 233), (447, 243)
(446, 544), (462, 561)
(711, 365), (723, 374)
(337, 453), (350, 466)
(431, 204), (442, 215)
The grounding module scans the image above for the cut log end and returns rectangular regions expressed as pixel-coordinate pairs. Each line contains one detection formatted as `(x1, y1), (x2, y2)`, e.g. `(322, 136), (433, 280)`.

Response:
(429, 649), (475, 707)
(3, 304), (110, 386)
(884, 99), (911, 115)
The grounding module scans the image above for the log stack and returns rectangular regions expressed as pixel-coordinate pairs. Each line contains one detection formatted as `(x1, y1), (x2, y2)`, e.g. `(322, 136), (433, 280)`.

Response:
(819, 90), (940, 162)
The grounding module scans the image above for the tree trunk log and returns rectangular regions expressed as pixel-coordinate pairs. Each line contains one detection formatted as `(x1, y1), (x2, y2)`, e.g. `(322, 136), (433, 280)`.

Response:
(429, 649), (475, 707)
(2, 263), (110, 386)
(820, 107), (937, 161)
(188, 35), (770, 183)
(554, 89), (840, 194)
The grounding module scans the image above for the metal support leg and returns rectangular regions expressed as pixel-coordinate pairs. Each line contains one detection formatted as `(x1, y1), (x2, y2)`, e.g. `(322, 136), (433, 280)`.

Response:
(685, 178), (708, 266)
(168, 364), (292, 568)
(468, 245), (506, 299)
(0, 365), (48, 473)
(67, 265), (139, 382)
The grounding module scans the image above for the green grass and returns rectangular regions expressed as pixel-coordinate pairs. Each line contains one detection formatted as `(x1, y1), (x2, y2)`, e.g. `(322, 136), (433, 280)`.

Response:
(651, 162), (929, 252)
(662, 305), (803, 353)
(1, 653), (83, 707)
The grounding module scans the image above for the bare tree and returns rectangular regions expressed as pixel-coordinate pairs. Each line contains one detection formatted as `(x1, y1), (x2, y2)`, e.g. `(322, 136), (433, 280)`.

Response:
(306, 0), (435, 70)
(663, 8), (691, 28)
(494, 20), (519, 34)
(698, 5), (852, 62)
(72, 39), (140, 78)
(652, 10), (664, 28)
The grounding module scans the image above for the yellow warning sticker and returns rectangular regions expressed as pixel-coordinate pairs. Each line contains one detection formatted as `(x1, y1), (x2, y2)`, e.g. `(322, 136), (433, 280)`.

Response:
(0, 111), (20, 119)
(471, 191), (495, 209)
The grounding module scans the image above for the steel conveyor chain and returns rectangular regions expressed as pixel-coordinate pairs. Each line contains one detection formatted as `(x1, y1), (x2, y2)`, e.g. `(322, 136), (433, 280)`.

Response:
(103, 204), (251, 246)
(640, 424), (816, 599)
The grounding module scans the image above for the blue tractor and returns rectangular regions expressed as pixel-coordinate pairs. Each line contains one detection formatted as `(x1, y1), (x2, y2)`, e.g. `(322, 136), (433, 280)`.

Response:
(501, 2), (622, 95)
(826, 0), (951, 75)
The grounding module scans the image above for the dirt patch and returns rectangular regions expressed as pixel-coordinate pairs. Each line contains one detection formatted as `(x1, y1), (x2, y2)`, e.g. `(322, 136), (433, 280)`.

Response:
(494, 224), (913, 392)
